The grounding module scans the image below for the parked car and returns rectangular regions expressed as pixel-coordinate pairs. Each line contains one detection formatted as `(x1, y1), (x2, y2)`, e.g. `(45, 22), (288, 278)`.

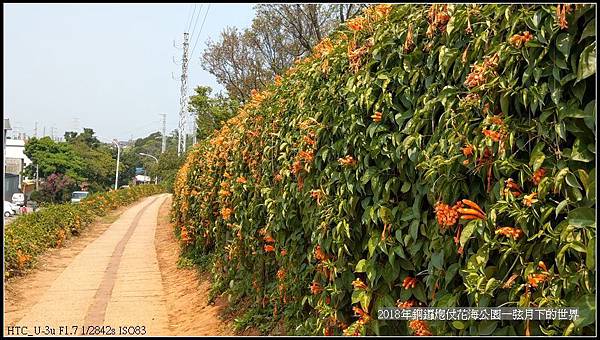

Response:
(11, 192), (25, 207)
(71, 191), (89, 204)
(119, 185), (130, 189)
(4, 201), (17, 217)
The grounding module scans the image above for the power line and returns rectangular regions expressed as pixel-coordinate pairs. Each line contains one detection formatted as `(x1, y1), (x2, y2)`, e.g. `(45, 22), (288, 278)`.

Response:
(186, 4), (196, 33)
(190, 4), (211, 59)
(189, 4), (203, 38)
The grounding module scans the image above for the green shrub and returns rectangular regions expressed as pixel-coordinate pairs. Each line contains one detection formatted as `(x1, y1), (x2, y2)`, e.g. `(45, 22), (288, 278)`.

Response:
(172, 4), (595, 336)
(4, 184), (165, 277)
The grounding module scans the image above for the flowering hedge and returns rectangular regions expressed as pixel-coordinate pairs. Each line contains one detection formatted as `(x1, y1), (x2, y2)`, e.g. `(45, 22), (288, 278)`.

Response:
(4, 184), (164, 277)
(172, 4), (595, 336)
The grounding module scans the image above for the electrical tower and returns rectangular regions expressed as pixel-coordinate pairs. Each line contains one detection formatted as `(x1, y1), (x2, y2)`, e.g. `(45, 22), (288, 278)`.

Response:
(161, 113), (167, 154)
(177, 32), (190, 156)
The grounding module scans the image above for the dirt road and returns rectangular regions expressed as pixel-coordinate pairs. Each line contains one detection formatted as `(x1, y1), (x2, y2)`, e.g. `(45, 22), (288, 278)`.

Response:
(4, 194), (232, 336)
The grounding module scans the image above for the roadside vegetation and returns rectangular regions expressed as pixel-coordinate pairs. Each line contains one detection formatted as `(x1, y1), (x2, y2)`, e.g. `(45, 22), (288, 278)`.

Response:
(172, 4), (595, 336)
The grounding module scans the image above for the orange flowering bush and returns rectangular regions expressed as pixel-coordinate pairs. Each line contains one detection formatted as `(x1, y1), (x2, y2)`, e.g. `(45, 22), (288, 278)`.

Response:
(172, 3), (595, 336)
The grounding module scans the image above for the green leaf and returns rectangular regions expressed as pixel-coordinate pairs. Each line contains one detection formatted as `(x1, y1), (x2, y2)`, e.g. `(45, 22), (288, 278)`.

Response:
(555, 33), (572, 60)
(431, 251), (444, 270)
(401, 182), (411, 193)
(445, 263), (459, 287)
(412, 283), (427, 303)
(571, 139), (594, 162)
(355, 259), (368, 272)
(555, 199), (568, 218)
(579, 19), (595, 42)
(577, 42), (596, 81)
(360, 291), (372, 311)
(478, 321), (498, 335)
(529, 143), (546, 168)
(460, 220), (477, 247)
(587, 238), (595, 268)
(452, 320), (466, 330)
(568, 207), (595, 227)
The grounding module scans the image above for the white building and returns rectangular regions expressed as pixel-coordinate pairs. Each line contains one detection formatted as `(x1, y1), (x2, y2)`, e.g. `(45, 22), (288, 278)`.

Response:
(5, 138), (33, 191)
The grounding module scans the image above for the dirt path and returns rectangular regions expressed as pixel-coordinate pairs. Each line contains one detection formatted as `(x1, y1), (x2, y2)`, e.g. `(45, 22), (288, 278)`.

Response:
(4, 193), (235, 336)
(154, 196), (233, 336)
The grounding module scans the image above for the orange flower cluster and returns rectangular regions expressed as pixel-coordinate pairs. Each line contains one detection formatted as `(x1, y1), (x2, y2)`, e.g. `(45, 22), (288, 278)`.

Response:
(274, 74), (282, 86)
(180, 225), (192, 244)
(504, 178), (523, 197)
(409, 320), (432, 336)
(509, 31), (534, 48)
(338, 155), (357, 167)
(402, 276), (418, 289)
(488, 114), (504, 126)
(495, 227), (524, 240)
(352, 278), (368, 290)
(371, 111), (382, 123)
(434, 201), (461, 229)
(374, 4), (393, 18)
(299, 150), (314, 163)
(274, 173), (283, 182)
(264, 234), (275, 243)
(221, 207), (233, 220)
(346, 16), (368, 32)
(310, 189), (324, 205)
(352, 306), (371, 325)
(482, 129), (504, 142)
(314, 245), (329, 261)
(313, 37), (334, 59)
(532, 168), (546, 185)
(264, 244), (275, 252)
(347, 38), (374, 73)
(556, 4), (573, 30)
(464, 53), (499, 88)
(462, 143), (474, 157)
(310, 281), (323, 294)
(528, 273), (549, 288)
(303, 133), (317, 147)
(523, 192), (538, 207)
(291, 160), (303, 175)
(276, 268), (286, 280)
(458, 199), (487, 221)
(426, 4), (450, 38)
(218, 189), (231, 198)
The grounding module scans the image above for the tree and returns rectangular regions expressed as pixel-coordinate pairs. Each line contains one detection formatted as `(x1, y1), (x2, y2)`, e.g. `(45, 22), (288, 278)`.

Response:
(148, 149), (185, 192)
(64, 128), (115, 191)
(33, 173), (79, 203)
(188, 86), (240, 141)
(23, 137), (85, 181)
(201, 4), (368, 101)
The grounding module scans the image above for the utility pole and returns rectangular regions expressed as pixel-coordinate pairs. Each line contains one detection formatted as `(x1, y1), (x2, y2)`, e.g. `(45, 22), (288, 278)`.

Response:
(35, 164), (39, 190)
(50, 126), (55, 140)
(34, 122), (38, 138)
(161, 113), (167, 154)
(177, 32), (190, 156)
(112, 140), (121, 190)
(43, 126), (46, 137)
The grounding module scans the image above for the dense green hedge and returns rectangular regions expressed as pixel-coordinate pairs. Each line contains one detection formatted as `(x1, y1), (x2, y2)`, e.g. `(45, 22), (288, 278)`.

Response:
(172, 4), (595, 336)
(4, 184), (164, 277)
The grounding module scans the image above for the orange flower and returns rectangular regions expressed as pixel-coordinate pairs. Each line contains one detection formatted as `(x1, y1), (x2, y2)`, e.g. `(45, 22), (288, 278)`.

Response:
(403, 24), (415, 53)
(353, 305), (371, 325)
(292, 160), (303, 175)
(264, 244), (275, 252)
(495, 227), (524, 240)
(532, 168), (546, 185)
(276, 269), (286, 280)
(509, 31), (533, 48)
(218, 189), (231, 198)
(310, 281), (323, 295)
(374, 4), (393, 18)
(528, 273), (548, 288)
(409, 320), (432, 336)
(280, 249), (287, 256)
(299, 150), (314, 162)
(310, 189), (324, 205)
(346, 16), (368, 31)
(402, 276), (418, 289)
(504, 178), (523, 197)
(236, 176), (247, 184)
(482, 129), (502, 142)
(462, 144), (474, 157)
(264, 235), (275, 243)
(397, 299), (417, 308)
(274, 173), (283, 182)
(434, 201), (460, 229)
(556, 4), (572, 30)
(338, 155), (357, 167)
(314, 245), (328, 261)
(523, 192), (538, 207)
(352, 278), (368, 290)
(274, 74), (282, 86)
(502, 273), (519, 289)
(538, 261), (548, 272)
(221, 207), (233, 220)
(371, 111), (383, 122)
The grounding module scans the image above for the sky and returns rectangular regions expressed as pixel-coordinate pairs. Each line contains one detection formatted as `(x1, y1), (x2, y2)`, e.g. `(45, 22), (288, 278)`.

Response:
(3, 3), (256, 142)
